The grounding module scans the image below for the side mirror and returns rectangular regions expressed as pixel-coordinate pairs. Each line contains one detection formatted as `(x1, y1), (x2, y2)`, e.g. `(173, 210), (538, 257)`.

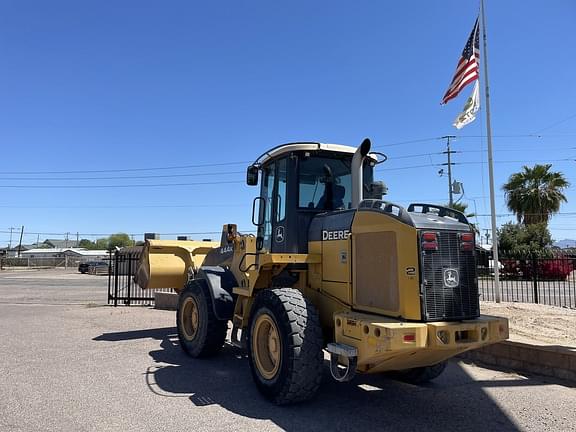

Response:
(246, 165), (259, 186)
(365, 181), (388, 200)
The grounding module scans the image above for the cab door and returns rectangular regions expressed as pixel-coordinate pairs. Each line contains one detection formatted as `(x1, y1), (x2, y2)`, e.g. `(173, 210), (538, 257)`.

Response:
(258, 157), (288, 253)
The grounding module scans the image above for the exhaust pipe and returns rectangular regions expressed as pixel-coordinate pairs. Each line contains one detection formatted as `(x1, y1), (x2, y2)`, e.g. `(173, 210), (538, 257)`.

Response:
(351, 138), (371, 208)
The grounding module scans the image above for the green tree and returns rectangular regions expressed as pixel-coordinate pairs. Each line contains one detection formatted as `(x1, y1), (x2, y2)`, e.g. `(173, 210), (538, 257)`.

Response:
(498, 222), (552, 256)
(446, 202), (478, 233)
(502, 164), (569, 225)
(107, 233), (133, 249)
(447, 202), (475, 218)
(78, 239), (96, 249)
(95, 238), (109, 250)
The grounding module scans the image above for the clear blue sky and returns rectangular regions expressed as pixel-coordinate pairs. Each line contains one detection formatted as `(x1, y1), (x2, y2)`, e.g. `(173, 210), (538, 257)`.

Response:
(1, 0), (575, 246)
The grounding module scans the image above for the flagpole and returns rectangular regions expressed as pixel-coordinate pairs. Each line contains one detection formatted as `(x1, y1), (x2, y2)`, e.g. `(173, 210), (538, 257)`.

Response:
(480, 0), (501, 303)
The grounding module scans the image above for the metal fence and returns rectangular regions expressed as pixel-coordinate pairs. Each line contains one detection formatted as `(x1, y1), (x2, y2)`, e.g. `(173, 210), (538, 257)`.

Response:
(1, 256), (77, 268)
(107, 250), (173, 306)
(478, 253), (576, 309)
(103, 247), (575, 309)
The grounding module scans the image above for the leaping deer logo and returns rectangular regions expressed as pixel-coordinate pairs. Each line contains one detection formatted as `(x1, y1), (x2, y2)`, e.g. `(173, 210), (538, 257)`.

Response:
(443, 268), (459, 287)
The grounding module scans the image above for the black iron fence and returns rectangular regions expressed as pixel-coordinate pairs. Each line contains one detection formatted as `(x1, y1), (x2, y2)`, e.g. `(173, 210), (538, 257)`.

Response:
(104, 246), (575, 309)
(478, 252), (576, 309)
(107, 250), (173, 306)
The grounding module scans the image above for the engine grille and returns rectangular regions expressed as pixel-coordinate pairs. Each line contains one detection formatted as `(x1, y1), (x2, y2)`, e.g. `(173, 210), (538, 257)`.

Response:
(420, 231), (479, 321)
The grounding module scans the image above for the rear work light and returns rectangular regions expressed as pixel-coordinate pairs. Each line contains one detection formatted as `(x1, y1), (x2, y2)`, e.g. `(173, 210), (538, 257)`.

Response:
(459, 232), (475, 251)
(421, 232), (438, 251)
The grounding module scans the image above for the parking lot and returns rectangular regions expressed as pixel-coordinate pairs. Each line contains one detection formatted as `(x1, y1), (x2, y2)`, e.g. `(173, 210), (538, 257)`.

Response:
(1, 269), (575, 432)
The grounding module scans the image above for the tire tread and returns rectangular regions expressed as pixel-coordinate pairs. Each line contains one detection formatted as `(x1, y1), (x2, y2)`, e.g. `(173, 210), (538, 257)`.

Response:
(248, 288), (324, 405)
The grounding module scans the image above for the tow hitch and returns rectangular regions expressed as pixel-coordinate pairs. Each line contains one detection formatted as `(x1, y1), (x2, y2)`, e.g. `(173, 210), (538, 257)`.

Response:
(326, 343), (358, 382)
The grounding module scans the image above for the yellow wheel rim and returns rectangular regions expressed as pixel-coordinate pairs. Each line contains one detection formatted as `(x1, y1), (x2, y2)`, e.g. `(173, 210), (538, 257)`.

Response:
(181, 296), (200, 340)
(253, 314), (281, 380)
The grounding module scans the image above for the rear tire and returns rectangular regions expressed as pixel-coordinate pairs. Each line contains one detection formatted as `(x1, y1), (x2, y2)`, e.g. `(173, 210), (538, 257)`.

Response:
(176, 279), (227, 358)
(247, 288), (324, 405)
(396, 361), (447, 384)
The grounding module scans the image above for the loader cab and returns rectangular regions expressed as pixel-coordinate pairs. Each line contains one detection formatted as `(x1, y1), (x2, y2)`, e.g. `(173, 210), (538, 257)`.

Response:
(248, 142), (379, 254)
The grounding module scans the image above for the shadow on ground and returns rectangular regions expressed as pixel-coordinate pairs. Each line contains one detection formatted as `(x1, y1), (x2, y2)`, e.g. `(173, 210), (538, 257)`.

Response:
(94, 327), (541, 432)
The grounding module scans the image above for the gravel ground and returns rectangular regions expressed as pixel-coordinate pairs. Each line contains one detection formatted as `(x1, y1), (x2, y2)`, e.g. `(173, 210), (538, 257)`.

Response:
(481, 301), (576, 347)
(0, 269), (575, 432)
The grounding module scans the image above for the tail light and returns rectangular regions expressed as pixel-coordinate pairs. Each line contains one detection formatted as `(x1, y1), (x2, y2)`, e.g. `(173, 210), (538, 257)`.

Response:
(403, 334), (416, 343)
(460, 232), (474, 251)
(421, 232), (438, 251)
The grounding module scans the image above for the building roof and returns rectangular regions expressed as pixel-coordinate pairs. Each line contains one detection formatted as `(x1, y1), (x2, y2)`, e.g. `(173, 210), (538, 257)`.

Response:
(21, 248), (108, 256)
(43, 239), (80, 248)
(78, 250), (109, 256)
(0, 244), (39, 252)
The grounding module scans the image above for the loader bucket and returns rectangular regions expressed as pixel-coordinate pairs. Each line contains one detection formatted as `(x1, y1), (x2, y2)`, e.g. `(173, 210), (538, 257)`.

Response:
(135, 240), (218, 291)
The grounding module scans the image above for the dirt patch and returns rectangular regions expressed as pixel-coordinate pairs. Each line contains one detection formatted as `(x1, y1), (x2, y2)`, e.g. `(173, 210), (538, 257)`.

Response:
(481, 301), (576, 348)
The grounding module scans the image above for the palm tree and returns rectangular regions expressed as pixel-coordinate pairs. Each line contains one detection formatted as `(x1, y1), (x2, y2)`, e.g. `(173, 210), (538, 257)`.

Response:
(447, 202), (478, 233)
(502, 164), (569, 225)
(447, 202), (474, 218)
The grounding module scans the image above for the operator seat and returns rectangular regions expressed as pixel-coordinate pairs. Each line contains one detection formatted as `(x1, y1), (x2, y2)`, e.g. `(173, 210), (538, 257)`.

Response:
(316, 184), (346, 211)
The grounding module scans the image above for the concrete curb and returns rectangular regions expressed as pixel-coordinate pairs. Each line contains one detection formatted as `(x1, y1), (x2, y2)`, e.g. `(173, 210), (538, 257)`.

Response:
(459, 341), (576, 383)
(154, 292), (178, 310)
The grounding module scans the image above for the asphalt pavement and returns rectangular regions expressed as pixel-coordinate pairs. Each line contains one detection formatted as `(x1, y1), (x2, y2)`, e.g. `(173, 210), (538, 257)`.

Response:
(0, 269), (575, 432)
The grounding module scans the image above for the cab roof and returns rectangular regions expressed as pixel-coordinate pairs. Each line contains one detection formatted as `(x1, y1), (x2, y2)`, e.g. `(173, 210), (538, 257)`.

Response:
(254, 142), (377, 166)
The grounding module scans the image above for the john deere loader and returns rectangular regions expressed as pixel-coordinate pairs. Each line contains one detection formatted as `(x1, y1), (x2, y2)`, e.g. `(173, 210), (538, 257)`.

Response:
(135, 139), (508, 404)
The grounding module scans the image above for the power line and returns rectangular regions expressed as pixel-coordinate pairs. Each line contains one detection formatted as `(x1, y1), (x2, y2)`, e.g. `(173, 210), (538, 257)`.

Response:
(455, 158), (574, 165)
(0, 203), (248, 209)
(372, 137), (444, 148)
(1, 157), (572, 187)
(0, 171), (245, 181)
(0, 180), (244, 189)
(0, 160), (251, 175)
(532, 112), (576, 134)
(459, 147), (576, 153)
(388, 151), (443, 160)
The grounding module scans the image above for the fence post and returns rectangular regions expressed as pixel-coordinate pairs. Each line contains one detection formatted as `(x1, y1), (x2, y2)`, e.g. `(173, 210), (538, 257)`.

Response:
(532, 256), (539, 304)
(107, 251), (112, 304)
(114, 252), (119, 307)
(127, 254), (132, 306)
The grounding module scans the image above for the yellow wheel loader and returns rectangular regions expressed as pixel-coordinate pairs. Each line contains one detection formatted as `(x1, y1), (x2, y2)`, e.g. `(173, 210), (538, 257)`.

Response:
(136, 138), (508, 405)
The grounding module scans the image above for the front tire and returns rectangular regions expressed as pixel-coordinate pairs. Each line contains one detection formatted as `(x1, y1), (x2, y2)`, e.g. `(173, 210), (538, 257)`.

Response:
(247, 288), (324, 405)
(176, 279), (227, 358)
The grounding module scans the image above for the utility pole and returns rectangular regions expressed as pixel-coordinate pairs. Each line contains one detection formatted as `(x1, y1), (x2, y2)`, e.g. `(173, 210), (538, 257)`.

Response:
(441, 135), (457, 206)
(8, 227), (15, 249)
(483, 229), (491, 245)
(65, 232), (70, 248)
(76, 232), (79, 248)
(17, 226), (24, 258)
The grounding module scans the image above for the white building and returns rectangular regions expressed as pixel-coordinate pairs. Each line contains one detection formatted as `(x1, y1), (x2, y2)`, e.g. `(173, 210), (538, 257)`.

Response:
(21, 248), (109, 260)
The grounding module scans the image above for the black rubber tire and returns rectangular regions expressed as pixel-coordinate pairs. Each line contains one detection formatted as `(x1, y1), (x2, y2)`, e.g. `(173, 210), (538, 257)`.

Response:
(176, 279), (227, 358)
(247, 288), (324, 405)
(396, 361), (447, 384)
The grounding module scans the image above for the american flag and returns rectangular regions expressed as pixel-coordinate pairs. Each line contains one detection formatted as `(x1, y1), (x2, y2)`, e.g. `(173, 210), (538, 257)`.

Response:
(441, 18), (480, 105)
